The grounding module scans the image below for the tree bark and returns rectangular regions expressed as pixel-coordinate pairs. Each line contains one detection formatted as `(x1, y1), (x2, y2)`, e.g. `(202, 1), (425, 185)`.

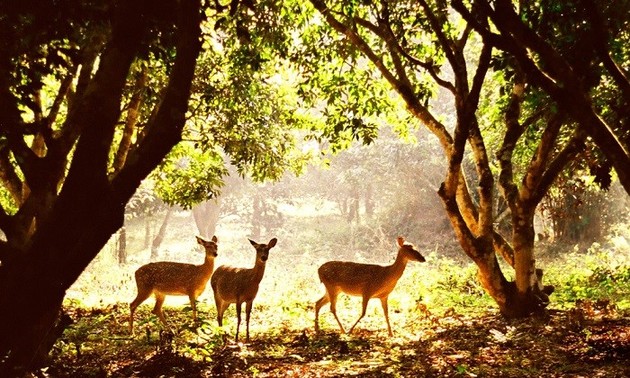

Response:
(111, 65), (148, 177)
(0, 0), (203, 372)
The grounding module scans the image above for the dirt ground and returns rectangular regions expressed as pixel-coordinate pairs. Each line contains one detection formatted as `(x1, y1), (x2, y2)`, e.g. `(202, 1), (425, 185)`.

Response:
(45, 301), (630, 377)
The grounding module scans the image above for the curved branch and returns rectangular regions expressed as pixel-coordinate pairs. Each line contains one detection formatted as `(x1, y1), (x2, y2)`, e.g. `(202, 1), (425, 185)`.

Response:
(308, 0), (453, 151)
(417, 0), (459, 72)
(353, 15), (455, 93)
(0, 147), (23, 205)
(112, 0), (203, 202)
(521, 111), (565, 203)
(497, 70), (526, 211)
(582, 1), (630, 103)
(55, 31), (105, 156)
(493, 230), (514, 268)
(110, 65), (148, 178)
(453, 0), (563, 99)
(530, 128), (587, 205)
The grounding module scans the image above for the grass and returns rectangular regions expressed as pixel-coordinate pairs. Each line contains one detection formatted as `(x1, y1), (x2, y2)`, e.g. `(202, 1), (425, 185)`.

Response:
(50, 212), (630, 376)
(51, 297), (630, 377)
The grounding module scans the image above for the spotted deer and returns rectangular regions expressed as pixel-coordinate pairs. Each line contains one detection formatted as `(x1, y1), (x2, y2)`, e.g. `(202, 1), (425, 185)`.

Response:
(129, 236), (218, 334)
(315, 236), (425, 336)
(210, 238), (277, 342)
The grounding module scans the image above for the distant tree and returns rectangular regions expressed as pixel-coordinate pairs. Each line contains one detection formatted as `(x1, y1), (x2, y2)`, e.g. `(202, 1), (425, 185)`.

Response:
(192, 199), (222, 239)
(306, 127), (448, 240)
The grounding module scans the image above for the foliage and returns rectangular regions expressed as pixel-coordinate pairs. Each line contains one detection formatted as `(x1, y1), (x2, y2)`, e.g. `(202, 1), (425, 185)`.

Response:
(152, 144), (227, 210)
(187, 0), (313, 183)
(288, 2), (399, 153)
(125, 181), (166, 220)
(540, 175), (628, 243)
(548, 240), (630, 308)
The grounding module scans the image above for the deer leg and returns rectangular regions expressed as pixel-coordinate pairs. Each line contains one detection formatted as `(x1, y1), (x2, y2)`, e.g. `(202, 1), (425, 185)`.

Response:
(214, 298), (229, 343)
(329, 292), (346, 334)
(380, 297), (393, 336)
(348, 295), (370, 334)
(152, 293), (167, 325)
(235, 301), (242, 343)
(214, 291), (230, 327)
(245, 301), (253, 342)
(315, 292), (331, 333)
(188, 294), (198, 321)
(129, 289), (152, 334)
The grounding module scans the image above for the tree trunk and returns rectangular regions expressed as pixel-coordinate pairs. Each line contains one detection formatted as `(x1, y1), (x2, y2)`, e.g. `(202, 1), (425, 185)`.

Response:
(117, 227), (127, 265)
(510, 207), (548, 316)
(251, 195), (262, 241)
(0, 193), (126, 373)
(144, 217), (152, 249)
(438, 183), (514, 316)
(0, 0), (202, 371)
(364, 183), (374, 218)
(111, 65), (147, 177)
(191, 198), (221, 238)
(150, 207), (173, 261)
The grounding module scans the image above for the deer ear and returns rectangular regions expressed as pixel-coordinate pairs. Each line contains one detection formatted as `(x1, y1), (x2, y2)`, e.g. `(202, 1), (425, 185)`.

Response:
(249, 239), (257, 247)
(268, 238), (277, 248)
(212, 235), (218, 243)
(397, 236), (405, 247)
(196, 236), (204, 244)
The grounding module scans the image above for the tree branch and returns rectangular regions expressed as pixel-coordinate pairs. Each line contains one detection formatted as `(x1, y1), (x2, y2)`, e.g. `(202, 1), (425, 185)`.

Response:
(521, 111), (565, 204)
(530, 128), (587, 205)
(582, 1), (630, 103)
(112, 0), (203, 203)
(308, 0), (453, 151)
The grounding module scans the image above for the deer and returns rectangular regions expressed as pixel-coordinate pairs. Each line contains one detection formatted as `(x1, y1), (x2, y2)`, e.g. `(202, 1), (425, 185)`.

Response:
(315, 236), (425, 336)
(210, 237), (277, 343)
(129, 235), (218, 334)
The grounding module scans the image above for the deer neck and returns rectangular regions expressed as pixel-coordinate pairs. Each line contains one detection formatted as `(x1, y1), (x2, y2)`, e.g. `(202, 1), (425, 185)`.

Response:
(199, 255), (215, 275)
(251, 260), (267, 282)
(386, 252), (408, 280)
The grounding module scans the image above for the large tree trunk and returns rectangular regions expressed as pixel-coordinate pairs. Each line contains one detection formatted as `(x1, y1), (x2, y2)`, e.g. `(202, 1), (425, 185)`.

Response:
(0, 191), (127, 372)
(438, 182), (515, 316)
(510, 208), (546, 315)
(0, 0), (202, 372)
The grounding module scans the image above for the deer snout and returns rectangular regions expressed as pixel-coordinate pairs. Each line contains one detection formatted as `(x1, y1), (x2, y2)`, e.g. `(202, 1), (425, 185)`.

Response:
(413, 251), (426, 263)
(260, 253), (269, 262)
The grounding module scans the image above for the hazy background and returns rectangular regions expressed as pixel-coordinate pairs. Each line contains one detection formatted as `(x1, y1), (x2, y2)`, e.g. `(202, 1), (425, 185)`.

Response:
(68, 125), (630, 315)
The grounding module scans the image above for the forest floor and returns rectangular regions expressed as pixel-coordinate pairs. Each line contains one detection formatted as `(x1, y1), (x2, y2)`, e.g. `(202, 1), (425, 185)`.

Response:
(46, 299), (630, 378)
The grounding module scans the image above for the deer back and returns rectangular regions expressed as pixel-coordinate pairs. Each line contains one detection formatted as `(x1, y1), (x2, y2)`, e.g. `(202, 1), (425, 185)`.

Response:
(135, 235), (218, 296)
